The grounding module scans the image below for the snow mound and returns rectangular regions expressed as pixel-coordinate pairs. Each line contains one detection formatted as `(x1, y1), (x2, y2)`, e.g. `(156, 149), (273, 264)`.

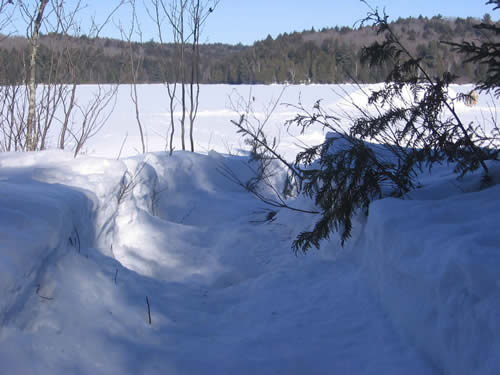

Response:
(358, 180), (500, 375)
(0, 147), (499, 374)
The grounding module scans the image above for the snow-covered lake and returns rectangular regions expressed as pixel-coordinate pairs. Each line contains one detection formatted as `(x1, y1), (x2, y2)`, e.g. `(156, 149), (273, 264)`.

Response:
(64, 83), (332, 159)
(44, 83), (499, 159)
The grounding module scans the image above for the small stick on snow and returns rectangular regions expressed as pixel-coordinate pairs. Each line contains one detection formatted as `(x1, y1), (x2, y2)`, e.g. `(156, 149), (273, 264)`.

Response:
(146, 296), (152, 325)
(73, 226), (81, 253)
(36, 284), (54, 301)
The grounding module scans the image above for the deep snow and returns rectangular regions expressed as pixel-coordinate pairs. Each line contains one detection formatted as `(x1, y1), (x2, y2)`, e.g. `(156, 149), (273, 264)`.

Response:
(0, 84), (499, 374)
(0, 150), (437, 374)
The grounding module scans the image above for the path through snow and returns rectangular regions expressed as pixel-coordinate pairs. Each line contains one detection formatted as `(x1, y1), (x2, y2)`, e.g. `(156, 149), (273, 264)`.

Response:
(0, 151), (437, 374)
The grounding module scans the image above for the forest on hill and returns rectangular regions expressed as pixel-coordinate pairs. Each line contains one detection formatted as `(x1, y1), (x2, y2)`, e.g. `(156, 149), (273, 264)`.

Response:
(0, 13), (497, 85)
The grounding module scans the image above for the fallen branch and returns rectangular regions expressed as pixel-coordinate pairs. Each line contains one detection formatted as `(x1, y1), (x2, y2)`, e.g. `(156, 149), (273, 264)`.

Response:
(146, 296), (152, 325)
(36, 284), (54, 301)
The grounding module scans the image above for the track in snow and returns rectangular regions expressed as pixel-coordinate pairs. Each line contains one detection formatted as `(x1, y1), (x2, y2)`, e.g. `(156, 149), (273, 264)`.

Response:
(0, 152), (438, 374)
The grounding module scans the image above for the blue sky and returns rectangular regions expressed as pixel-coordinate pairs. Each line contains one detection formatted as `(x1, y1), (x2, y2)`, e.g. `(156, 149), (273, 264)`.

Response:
(203, 0), (496, 44)
(9, 0), (498, 45)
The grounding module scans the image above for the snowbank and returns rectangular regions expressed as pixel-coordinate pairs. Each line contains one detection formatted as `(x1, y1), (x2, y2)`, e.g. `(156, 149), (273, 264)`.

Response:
(354, 165), (500, 375)
(0, 152), (98, 316)
(0, 149), (436, 374)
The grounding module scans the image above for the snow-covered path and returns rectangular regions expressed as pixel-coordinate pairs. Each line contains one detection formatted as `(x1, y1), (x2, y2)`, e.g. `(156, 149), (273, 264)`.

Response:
(108, 153), (438, 374)
(0, 151), (438, 374)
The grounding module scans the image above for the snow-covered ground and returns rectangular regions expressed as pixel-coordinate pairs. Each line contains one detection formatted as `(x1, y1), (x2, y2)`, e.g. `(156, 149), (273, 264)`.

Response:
(50, 83), (500, 159)
(0, 84), (499, 374)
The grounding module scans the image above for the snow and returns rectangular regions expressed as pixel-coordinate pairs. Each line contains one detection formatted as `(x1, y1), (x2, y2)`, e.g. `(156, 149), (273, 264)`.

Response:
(357, 163), (500, 375)
(0, 84), (499, 374)
(55, 83), (497, 161)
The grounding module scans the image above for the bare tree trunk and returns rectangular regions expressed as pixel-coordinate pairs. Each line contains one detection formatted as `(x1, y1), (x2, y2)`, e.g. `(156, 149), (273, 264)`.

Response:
(26, 0), (48, 151)
(188, 0), (200, 152)
(58, 0), (123, 156)
(187, 0), (218, 152)
(150, 0), (179, 154)
(6, 85), (27, 151)
(39, 84), (59, 150)
(179, 1), (187, 151)
(59, 83), (77, 149)
(123, 0), (146, 154)
(132, 82), (146, 154)
(0, 1), (123, 154)
(167, 82), (177, 155)
(148, 0), (217, 154)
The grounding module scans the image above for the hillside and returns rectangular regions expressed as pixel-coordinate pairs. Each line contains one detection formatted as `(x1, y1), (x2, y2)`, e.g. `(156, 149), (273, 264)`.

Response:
(215, 14), (496, 84)
(0, 14), (497, 84)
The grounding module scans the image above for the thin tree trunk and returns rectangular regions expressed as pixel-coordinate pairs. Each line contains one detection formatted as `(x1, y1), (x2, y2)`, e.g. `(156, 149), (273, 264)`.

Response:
(189, 53), (200, 153)
(127, 1), (146, 154)
(129, 47), (146, 153)
(179, 11), (186, 151)
(26, 0), (48, 151)
(189, 66), (195, 152)
(168, 82), (176, 155)
(188, 1), (199, 153)
(60, 83), (77, 149)
(132, 82), (146, 154)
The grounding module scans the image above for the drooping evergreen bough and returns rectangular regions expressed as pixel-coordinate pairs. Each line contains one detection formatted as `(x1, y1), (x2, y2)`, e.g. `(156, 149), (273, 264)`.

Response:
(290, 1), (500, 253)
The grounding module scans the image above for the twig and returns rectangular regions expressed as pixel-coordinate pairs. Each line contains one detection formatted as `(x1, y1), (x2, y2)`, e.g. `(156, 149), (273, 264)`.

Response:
(36, 284), (54, 301)
(73, 225), (81, 253)
(146, 296), (152, 325)
(217, 161), (319, 215)
(117, 132), (128, 160)
(180, 205), (196, 224)
(117, 160), (148, 205)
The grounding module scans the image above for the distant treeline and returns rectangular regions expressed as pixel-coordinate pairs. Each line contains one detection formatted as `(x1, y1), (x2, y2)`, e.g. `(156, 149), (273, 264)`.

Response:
(0, 14), (497, 85)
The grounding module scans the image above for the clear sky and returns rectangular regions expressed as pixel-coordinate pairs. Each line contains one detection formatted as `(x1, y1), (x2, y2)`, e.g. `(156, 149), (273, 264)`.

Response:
(203, 0), (497, 44)
(7, 0), (498, 45)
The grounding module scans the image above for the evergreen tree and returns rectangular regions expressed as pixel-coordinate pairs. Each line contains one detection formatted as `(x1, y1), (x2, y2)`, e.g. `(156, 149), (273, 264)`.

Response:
(285, 2), (500, 252)
(445, 0), (500, 96)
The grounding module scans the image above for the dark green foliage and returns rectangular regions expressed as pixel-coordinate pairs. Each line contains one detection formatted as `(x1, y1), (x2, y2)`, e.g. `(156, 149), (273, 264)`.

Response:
(0, 13), (497, 85)
(444, 1), (500, 97)
(287, 3), (500, 253)
(356, 8), (497, 178)
(292, 133), (415, 252)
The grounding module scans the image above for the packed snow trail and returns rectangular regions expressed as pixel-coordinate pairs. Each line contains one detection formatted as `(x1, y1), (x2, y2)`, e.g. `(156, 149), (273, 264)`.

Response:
(0, 151), (438, 374)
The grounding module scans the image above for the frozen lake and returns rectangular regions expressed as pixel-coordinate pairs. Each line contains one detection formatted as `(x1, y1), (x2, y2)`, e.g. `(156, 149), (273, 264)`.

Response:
(32, 83), (497, 160)
(84, 83), (344, 159)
